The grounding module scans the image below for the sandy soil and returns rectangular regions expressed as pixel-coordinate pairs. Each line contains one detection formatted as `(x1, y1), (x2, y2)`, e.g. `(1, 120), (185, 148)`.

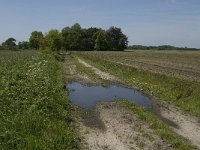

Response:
(155, 101), (200, 149)
(74, 103), (172, 150)
(75, 58), (200, 149)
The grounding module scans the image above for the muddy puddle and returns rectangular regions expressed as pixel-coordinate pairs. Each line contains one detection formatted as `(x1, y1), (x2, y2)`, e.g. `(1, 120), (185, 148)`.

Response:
(67, 82), (153, 109)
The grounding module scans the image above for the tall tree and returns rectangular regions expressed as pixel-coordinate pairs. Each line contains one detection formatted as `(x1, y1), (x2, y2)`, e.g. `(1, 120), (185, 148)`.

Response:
(81, 27), (101, 51)
(0, 45), (3, 50)
(2, 38), (17, 50)
(61, 26), (70, 50)
(94, 31), (109, 51)
(106, 27), (128, 50)
(29, 31), (44, 49)
(68, 23), (82, 50)
(18, 41), (29, 50)
(44, 29), (63, 51)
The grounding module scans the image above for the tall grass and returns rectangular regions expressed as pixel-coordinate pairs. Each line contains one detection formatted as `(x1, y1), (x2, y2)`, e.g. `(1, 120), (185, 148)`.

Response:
(0, 51), (78, 149)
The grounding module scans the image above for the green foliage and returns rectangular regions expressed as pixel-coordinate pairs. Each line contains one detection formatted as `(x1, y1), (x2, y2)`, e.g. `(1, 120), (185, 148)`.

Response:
(0, 44), (4, 50)
(68, 23), (83, 50)
(26, 23), (128, 51)
(107, 26), (128, 50)
(127, 45), (200, 51)
(94, 31), (109, 51)
(44, 29), (63, 51)
(119, 100), (196, 150)
(2, 37), (17, 50)
(61, 27), (70, 50)
(0, 52), (78, 149)
(81, 27), (100, 51)
(29, 31), (44, 49)
(17, 41), (29, 50)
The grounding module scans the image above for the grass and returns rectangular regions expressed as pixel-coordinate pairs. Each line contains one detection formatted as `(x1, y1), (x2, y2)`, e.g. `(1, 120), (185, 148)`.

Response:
(0, 51), (78, 149)
(118, 100), (196, 150)
(75, 52), (200, 117)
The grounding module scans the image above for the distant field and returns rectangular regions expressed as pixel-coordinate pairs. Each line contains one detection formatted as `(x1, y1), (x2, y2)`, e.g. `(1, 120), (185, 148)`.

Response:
(79, 50), (200, 81)
(0, 50), (36, 62)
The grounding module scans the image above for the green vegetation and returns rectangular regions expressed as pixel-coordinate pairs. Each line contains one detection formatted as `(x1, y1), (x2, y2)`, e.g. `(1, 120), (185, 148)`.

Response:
(75, 52), (200, 117)
(1, 38), (17, 50)
(0, 51), (78, 149)
(128, 45), (200, 51)
(0, 23), (128, 51)
(29, 31), (44, 50)
(118, 100), (196, 150)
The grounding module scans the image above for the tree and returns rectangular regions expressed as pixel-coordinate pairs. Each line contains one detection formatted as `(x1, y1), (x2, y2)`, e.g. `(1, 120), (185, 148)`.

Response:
(18, 41), (29, 50)
(106, 27), (128, 50)
(44, 29), (63, 51)
(61, 26), (70, 50)
(94, 31), (109, 51)
(0, 44), (3, 50)
(68, 23), (82, 50)
(81, 27), (101, 51)
(29, 31), (44, 49)
(2, 38), (17, 50)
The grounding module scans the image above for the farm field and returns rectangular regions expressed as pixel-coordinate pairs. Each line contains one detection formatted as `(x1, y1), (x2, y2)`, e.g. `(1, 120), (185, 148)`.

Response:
(1, 50), (200, 150)
(76, 50), (200, 81)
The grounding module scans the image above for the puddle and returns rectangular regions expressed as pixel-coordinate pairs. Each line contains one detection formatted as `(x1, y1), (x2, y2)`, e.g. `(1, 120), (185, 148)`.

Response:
(67, 82), (153, 109)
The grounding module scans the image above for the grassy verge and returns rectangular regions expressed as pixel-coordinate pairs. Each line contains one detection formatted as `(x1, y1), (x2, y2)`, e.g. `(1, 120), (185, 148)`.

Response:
(118, 100), (196, 150)
(0, 51), (78, 149)
(75, 52), (200, 117)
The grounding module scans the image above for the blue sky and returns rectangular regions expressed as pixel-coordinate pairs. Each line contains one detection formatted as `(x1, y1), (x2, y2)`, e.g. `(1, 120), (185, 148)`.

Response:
(0, 0), (200, 48)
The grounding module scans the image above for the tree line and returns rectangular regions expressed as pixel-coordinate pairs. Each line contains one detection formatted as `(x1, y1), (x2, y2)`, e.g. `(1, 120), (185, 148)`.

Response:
(127, 45), (200, 51)
(0, 23), (128, 51)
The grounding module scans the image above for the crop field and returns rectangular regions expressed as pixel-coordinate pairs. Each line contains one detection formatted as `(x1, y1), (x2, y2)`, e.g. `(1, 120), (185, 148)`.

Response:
(0, 51), (77, 149)
(77, 51), (200, 81)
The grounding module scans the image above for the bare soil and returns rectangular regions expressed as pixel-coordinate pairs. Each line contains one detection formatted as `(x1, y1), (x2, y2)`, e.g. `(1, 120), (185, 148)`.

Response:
(154, 100), (200, 149)
(73, 103), (172, 150)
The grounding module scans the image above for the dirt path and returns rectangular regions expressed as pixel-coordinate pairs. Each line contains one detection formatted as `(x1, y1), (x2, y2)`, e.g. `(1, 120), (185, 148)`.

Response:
(74, 103), (172, 150)
(78, 58), (120, 82)
(75, 58), (200, 149)
(156, 101), (200, 149)
(63, 55), (96, 84)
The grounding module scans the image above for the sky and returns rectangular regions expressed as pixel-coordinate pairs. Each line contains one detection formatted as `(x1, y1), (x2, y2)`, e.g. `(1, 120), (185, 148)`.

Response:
(0, 0), (200, 48)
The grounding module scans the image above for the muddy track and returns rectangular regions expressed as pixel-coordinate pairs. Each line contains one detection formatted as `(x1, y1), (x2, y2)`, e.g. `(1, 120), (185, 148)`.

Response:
(73, 103), (172, 150)
(78, 58), (120, 82)
(75, 58), (200, 149)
